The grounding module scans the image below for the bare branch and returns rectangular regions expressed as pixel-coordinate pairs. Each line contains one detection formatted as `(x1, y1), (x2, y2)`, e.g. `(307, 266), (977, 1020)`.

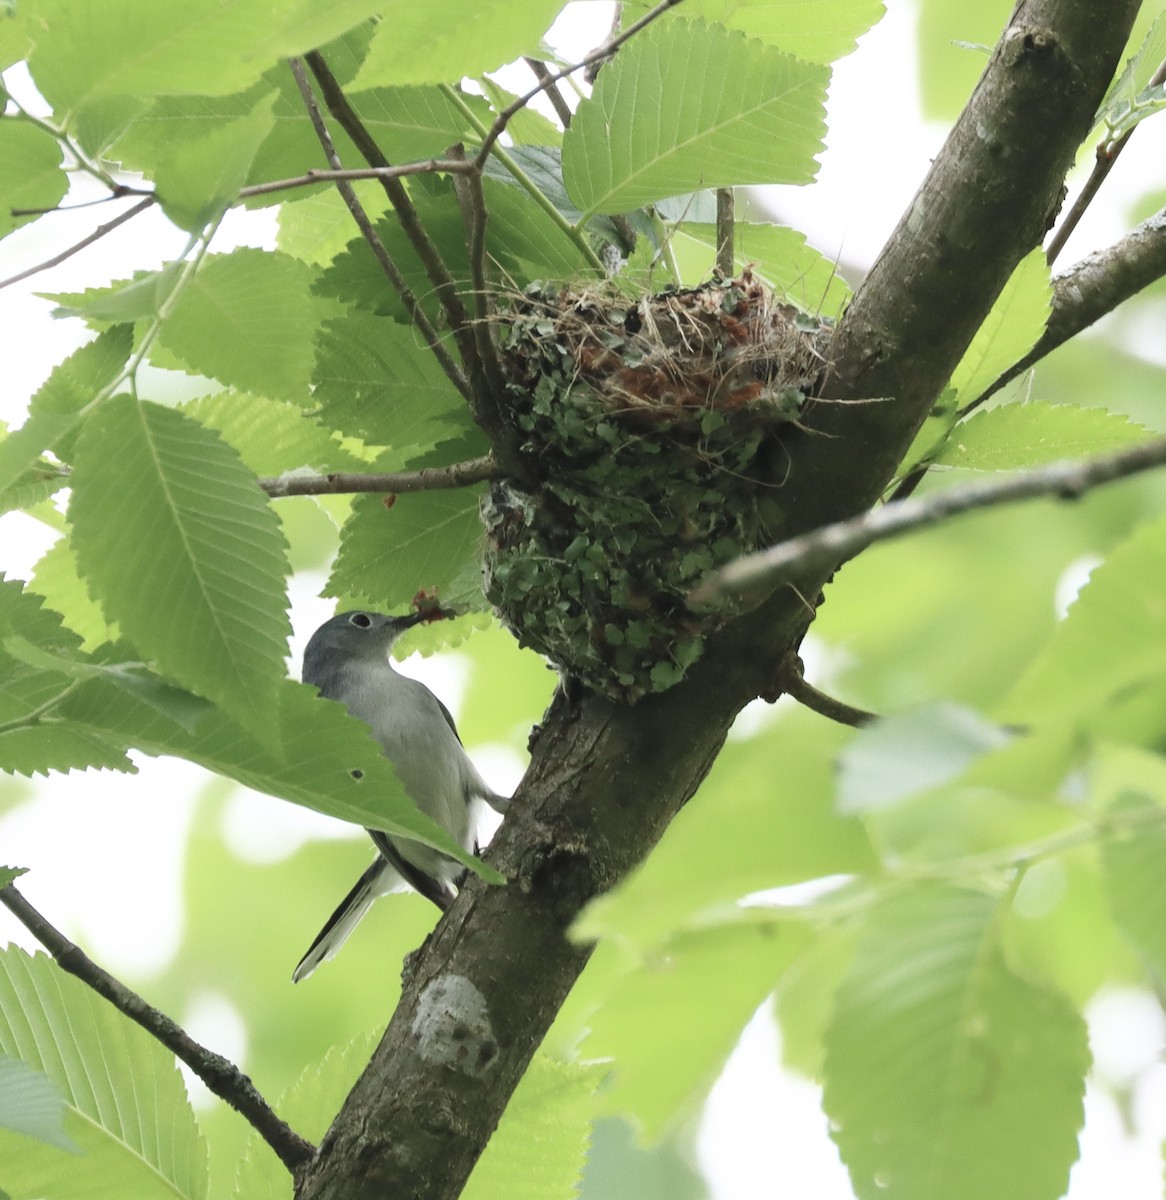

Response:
(0, 884), (314, 1174)
(522, 57), (573, 128)
(694, 433), (1166, 604)
(0, 197), (155, 291)
(774, 652), (876, 728)
(303, 51), (479, 384)
(716, 187), (735, 276)
(258, 455), (500, 498)
(474, 0), (686, 167)
(286, 58), (470, 402)
(237, 159), (471, 201)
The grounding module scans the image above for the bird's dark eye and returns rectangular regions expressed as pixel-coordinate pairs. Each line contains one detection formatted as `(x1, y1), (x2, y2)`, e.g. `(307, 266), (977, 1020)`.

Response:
(349, 613), (372, 629)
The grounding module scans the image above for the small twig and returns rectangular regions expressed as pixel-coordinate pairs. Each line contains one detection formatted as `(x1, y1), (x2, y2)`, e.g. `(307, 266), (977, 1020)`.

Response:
(237, 160), (471, 201)
(304, 51), (478, 380)
(1046, 57), (1166, 265)
(0, 884), (314, 1174)
(10, 186), (154, 217)
(286, 59), (469, 402)
(773, 653), (876, 728)
(0, 197), (156, 291)
(587, 3), (626, 84)
(474, 0), (685, 166)
(694, 433), (1166, 603)
(716, 188), (735, 276)
(522, 57), (573, 128)
(258, 457), (501, 498)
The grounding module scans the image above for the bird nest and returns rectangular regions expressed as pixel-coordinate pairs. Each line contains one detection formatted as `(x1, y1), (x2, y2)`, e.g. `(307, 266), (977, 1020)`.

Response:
(481, 271), (831, 701)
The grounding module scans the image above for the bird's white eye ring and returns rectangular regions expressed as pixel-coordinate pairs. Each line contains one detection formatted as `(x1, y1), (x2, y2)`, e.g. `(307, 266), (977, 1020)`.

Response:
(349, 613), (373, 628)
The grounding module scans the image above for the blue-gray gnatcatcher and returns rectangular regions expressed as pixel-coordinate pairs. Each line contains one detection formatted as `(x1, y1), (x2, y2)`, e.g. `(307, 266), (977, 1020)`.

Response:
(292, 610), (509, 982)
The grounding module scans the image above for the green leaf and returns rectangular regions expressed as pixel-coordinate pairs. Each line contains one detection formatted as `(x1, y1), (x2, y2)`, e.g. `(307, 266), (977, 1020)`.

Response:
(1004, 514), (1166, 725)
(0, 868), (26, 888)
(180, 392), (364, 478)
(0, 326), (133, 493)
(327, 486), (487, 613)
(153, 92), (276, 231)
(0, 576), (133, 776)
(1098, 790), (1166, 987)
(43, 267), (183, 325)
(234, 1032), (377, 1200)
(1097, 13), (1166, 138)
(823, 886), (1088, 1200)
(934, 402), (1149, 471)
(0, 120), (67, 239)
(478, 78), (563, 146)
(563, 20), (828, 217)
(26, 0), (305, 112)
(671, 222), (852, 315)
(311, 313), (473, 446)
(0, 1056), (76, 1153)
(55, 674), (495, 875)
(585, 922), (809, 1140)
(948, 247), (1052, 411)
(70, 397), (291, 739)
(463, 1056), (602, 1200)
(277, 183), (392, 265)
(28, 536), (119, 651)
(623, 0), (887, 65)
(575, 719), (877, 949)
(0, 947), (208, 1199)
(159, 249), (319, 402)
(351, 0), (563, 88)
(837, 703), (1012, 814)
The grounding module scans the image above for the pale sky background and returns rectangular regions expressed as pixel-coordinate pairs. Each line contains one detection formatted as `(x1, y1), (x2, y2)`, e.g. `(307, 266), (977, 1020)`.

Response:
(2, 2), (1165, 1196)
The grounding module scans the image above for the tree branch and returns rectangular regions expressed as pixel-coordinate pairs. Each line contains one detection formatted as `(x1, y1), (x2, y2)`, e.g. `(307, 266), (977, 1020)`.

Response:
(286, 58), (470, 402)
(302, 52), (485, 413)
(773, 653), (876, 727)
(716, 187), (735, 276)
(257, 456), (500, 498)
(522, 57), (574, 128)
(237, 160), (472, 202)
(0, 197), (156, 291)
(0, 884), (314, 1174)
(695, 433), (1166, 603)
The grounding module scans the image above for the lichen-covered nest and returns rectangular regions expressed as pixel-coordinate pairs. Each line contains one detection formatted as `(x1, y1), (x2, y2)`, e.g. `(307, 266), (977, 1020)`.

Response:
(482, 271), (831, 701)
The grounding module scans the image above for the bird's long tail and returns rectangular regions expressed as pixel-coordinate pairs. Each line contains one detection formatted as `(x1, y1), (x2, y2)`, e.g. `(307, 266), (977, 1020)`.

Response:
(292, 857), (397, 983)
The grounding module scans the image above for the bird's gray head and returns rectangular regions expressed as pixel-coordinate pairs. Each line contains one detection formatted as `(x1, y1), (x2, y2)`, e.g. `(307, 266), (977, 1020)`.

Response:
(302, 610), (425, 686)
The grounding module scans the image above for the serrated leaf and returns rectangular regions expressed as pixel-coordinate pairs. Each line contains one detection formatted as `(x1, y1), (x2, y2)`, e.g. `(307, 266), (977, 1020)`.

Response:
(153, 93), (276, 231)
(28, 537), (119, 651)
(463, 1056), (602, 1200)
(563, 19), (828, 217)
(234, 1032), (377, 1200)
(0, 1056), (76, 1153)
(0, 947), (208, 1199)
(0, 868), (26, 889)
(0, 120), (67, 239)
(327, 486), (487, 613)
(55, 674), (494, 875)
(180, 392), (365, 478)
(1004, 514), (1166, 725)
(585, 922), (809, 1140)
(70, 397), (290, 740)
(352, 0), (563, 88)
(0, 326), (133, 493)
(837, 703), (1012, 814)
(43, 267), (183, 325)
(311, 314), (473, 446)
(159, 249), (319, 401)
(623, 0), (887, 64)
(1099, 791), (1166, 986)
(671, 222), (851, 315)
(948, 247), (1052, 410)
(935, 402), (1149, 470)
(823, 886), (1088, 1200)
(0, 576), (132, 775)
(1098, 13), (1166, 137)
(277, 183), (392, 265)
(27, 0), (304, 112)
(575, 721), (876, 949)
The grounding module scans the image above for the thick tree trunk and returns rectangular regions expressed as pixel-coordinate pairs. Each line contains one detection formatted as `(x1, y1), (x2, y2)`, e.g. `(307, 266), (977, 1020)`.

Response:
(293, 3), (1140, 1196)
